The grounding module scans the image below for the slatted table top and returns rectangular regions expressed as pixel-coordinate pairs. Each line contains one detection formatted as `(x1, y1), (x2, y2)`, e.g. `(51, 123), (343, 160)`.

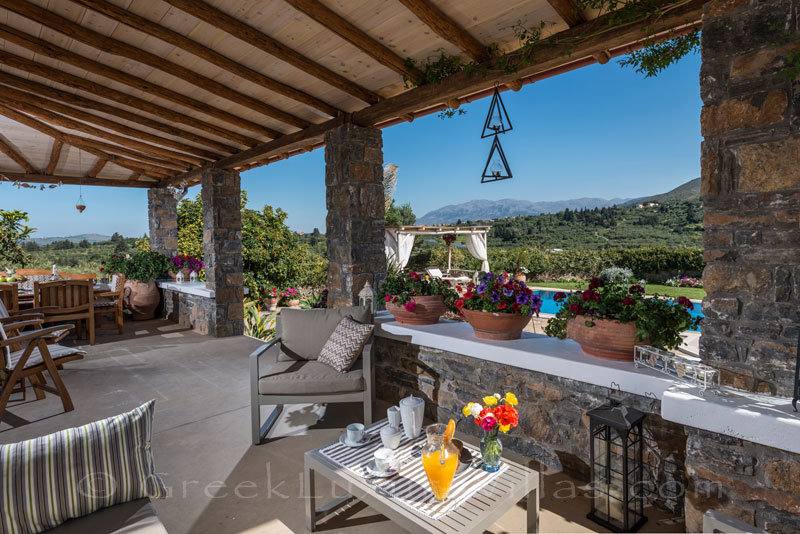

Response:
(305, 419), (539, 534)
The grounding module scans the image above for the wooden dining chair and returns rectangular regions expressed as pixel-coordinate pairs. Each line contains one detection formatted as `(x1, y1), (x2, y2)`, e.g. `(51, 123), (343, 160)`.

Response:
(94, 273), (126, 335)
(33, 280), (95, 345)
(0, 283), (18, 314)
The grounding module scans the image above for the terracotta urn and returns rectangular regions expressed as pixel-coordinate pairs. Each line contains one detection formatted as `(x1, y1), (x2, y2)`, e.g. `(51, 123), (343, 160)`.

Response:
(566, 318), (645, 361)
(462, 309), (531, 340)
(513, 273), (527, 283)
(385, 295), (447, 325)
(286, 299), (301, 308)
(265, 297), (279, 312)
(123, 280), (160, 321)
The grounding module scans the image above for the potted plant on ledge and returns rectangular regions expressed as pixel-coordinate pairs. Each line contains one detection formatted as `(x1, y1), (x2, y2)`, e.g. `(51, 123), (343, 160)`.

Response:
(107, 252), (171, 321)
(380, 271), (456, 325)
(169, 254), (204, 281)
(544, 278), (701, 360)
(453, 272), (542, 340)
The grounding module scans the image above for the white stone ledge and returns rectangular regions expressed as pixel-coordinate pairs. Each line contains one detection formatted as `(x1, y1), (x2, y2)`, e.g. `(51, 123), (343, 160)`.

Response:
(157, 281), (214, 298)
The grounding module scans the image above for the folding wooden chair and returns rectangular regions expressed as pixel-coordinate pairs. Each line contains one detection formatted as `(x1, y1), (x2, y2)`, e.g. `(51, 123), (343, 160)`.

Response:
(33, 280), (95, 345)
(94, 274), (126, 335)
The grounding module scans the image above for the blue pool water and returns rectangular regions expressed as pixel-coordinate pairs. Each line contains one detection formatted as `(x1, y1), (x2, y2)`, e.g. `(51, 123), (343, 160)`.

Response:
(532, 290), (704, 331)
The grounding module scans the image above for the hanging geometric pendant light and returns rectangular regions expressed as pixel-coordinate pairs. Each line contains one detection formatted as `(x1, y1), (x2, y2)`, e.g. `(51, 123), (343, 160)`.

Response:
(481, 135), (512, 183)
(481, 87), (513, 138)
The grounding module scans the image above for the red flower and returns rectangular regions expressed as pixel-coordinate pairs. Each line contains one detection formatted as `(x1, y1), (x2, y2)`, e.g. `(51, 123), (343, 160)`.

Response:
(403, 301), (417, 312)
(409, 272), (420, 280)
(512, 302), (521, 312)
(454, 299), (465, 309)
(494, 404), (519, 427)
(497, 302), (507, 310)
(112, 254), (117, 259)
(678, 296), (694, 310)
(443, 280), (451, 286)
(569, 303), (584, 315)
(99, 267), (104, 272)
(384, 295), (392, 302)
(629, 285), (645, 294)
(622, 297), (634, 306)
(588, 277), (605, 290)
(467, 282), (475, 290)
(553, 292), (567, 302)
(455, 285), (463, 292)
(464, 292), (474, 300)
(581, 289), (600, 302)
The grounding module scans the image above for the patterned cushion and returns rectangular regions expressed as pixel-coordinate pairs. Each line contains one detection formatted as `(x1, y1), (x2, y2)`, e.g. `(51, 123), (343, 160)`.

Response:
(0, 401), (167, 533)
(0, 299), (7, 319)
(317, 316), (373, 373)
(110, 274), (121, 293)
(94, 298), (117, 308)
(20, 274), (52, 291)
(6, 343), (86, 370)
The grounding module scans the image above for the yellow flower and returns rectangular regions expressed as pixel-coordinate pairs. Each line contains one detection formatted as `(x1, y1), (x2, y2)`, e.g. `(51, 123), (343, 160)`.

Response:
(462, 403), (473, 417)
(483, 395), (498, 407)
(499, 424), (511, 433)
(505, 392), (518, 406)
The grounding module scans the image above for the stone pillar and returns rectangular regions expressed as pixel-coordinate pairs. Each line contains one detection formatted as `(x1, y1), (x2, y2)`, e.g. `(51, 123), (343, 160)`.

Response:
(325, 122), (387, 307)
(147, 188), (178, 256)
(201, 168), (244, 337)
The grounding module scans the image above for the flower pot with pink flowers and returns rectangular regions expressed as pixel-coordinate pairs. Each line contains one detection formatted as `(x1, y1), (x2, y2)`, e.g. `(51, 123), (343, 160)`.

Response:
(262, 287), (280, 311)
(544, 278), (701, 361)
(281, 287), (300, 308)
(169, 254), (204, 281)
(379, 271), (456, 325)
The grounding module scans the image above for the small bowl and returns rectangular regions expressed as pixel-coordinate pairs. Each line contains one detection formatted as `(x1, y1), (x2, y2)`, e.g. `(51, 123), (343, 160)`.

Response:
(451, 439), (474, 474)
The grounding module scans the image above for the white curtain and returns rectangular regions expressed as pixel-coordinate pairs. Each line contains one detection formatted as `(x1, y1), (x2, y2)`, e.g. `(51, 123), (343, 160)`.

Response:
(384, 229), (415, 270)
(466, 232), (490, 273)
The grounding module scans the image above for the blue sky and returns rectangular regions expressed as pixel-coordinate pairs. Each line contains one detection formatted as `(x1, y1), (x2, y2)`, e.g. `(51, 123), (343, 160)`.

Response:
(0, 51), (701, 237)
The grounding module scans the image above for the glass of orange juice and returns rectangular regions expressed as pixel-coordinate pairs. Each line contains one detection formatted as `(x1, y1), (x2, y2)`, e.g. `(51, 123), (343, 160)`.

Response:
(421, 423), (459, 501)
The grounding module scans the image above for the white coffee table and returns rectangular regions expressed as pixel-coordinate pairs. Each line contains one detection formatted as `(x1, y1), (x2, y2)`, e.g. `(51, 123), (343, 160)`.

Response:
(304, 420), (539, 533)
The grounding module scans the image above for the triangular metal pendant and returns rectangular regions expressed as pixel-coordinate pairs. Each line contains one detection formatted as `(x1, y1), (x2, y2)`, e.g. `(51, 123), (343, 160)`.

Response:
(481, 135), (512, 183)
(481, 87), (513, 138)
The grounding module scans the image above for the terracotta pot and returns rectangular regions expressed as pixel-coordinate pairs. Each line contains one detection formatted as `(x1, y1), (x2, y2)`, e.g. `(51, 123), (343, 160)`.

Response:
(265, 297), (279, 312)
(462, 309), (531, 340)
(123, 280), (160, 321)
(514, 273), (527, 283)
(566, 318), (645, 361)
(386, 295), (447, 325)
(286, 299), (301, 308)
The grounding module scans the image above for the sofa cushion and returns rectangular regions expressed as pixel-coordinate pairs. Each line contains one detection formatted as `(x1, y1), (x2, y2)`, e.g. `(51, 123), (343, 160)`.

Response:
(45, 499), (166, 534)
(278, 306), (371, 361)
(318, 316), (373, 373)
(259, 356), (364, 395)
(0, 401), (167, 533)
(7, 343), (85, 371)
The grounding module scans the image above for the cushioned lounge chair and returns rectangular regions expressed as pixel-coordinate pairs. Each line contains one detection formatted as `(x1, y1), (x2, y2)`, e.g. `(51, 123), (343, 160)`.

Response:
(249, 306), (374, 445)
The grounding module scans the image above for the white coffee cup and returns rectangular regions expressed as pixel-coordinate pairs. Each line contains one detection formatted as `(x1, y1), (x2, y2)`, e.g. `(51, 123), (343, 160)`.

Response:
(373, 447), (394, 472)
(346, 423), (365, 443)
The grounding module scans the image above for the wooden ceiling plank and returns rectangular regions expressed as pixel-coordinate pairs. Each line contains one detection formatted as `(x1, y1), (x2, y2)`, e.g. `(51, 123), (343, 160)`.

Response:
(0, 60), (243, 152)
(0, 0), (310, 130)
(0, 172), (156, 188)
(0, 136), (35, 173)
(45, 139), (63, 175)
(545, 0), (585, 27)
(0, 105), (175, 180)
(0, 23), (281, 139)
(161, 0), (382, 105)
(128, 173), (140, 181)
(396, 0), (488, 62)
(69, 0), (339, 118)
(283, 0), (423, 82)
(86, 158), (107, 179)
(1, 84), (215, 164)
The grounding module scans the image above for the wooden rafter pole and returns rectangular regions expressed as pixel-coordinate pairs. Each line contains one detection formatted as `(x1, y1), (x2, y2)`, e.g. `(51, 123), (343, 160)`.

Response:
(0, 105), (175, 180)
(86, 159), (107, 179)
(45, 140), (63, 175)
(545, 0), (586, 27)
(0, 0), (310, 131)
(0, 61), (243, 152)
(0, 136), (35, 173)
(283, 0), (424, 82)
(0, 24), (281, 139)
(396, 0), (488, 62)
(0, 173), (157, 188)
(161, 0), (382, 105)
(128, 173), (141, 182)
(68, 0), (339, 119)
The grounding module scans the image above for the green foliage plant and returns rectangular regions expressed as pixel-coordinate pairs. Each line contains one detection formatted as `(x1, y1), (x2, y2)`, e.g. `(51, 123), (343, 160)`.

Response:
(379, 271), (458, 309)
(244, 302), (276, 341)
(106, 251), (170, 283)
(0, 209), (35, 267)
(544, 278), (700, 349)
(599, 266), (634, 283)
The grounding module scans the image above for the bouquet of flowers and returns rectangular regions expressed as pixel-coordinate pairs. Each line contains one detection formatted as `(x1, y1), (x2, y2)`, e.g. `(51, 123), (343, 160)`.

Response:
(379, 271), (457, 312)
(462, 392), (519, 472)
(170, 254), (204, 272)
(453, 272), (542, 316)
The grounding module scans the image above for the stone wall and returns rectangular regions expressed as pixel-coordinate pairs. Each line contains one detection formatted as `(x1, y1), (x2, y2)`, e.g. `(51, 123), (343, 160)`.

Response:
(147, 188), (178, 256)
(325, 122), (386, 307)
(161, 288), (214, 335)
(700, 0), (800, 395)
(201, 168), (244, 337)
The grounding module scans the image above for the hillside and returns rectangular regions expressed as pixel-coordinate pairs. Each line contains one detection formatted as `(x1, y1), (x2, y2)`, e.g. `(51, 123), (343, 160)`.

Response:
(622, 177), (700, 207)
(29, 234), (111, 245)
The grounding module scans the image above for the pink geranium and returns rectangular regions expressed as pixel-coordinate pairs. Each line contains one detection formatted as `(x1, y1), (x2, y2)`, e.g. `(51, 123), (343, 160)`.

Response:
(403, 301), (416, 312)
(481, 414), (498, 432)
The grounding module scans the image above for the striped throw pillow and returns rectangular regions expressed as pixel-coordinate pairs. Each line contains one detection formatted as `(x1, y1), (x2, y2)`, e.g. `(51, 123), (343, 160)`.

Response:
(0, 400), (167, 533)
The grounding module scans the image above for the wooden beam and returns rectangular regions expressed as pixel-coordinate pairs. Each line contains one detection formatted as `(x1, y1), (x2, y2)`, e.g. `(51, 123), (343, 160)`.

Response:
(1, 96), (199, 169)
(283, 0), (424, 82)
(0, 136), (35, 173)
(1, 0), (309, 131)
(1, 85), (212, 165)
(0, 24), (280, 139)
(161, 0), (382, 105)
(0, 105), (175, 179)
(0, 172), (157, 188)
(86, 159), (107, 179)
(128, 173), (141, 182)
(0, 62), (240, 153)
(396, 0), (488, 62)
(45, 140), (63, 175)
(69, 0), (339, 119)
(545, 0), (586, 27)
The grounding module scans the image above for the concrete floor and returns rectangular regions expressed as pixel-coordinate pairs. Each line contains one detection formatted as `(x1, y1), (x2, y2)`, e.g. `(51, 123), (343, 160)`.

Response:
(0, 320), (684, 533)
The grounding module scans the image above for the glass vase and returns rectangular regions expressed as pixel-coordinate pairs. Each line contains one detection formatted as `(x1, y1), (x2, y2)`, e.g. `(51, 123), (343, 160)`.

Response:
(480, 428), (503, 472)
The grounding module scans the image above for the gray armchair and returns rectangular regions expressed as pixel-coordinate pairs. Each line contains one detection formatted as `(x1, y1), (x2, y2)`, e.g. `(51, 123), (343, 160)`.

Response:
(249, 306), (374, 445)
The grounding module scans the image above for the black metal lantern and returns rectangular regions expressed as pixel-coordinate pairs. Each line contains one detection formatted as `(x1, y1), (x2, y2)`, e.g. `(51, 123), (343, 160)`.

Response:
(481, 87), (513, 138)
(481, 135), (512, 183)
(793, 330), (799, 412)
(587, 401), (647, 533)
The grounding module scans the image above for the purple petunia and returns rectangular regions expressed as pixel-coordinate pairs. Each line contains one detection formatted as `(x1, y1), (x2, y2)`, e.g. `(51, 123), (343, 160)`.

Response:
(477, 283), (488, 295)
(503, 287), (514, 297)
(516, 293), (530, 306)
(490, 291), (501, 303)
(530, 295), (543, 309)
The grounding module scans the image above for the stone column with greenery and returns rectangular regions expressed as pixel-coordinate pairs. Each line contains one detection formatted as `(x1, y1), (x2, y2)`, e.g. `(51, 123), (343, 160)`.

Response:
(201, 168), (244, 337)
(325, 122), (387, 307)
(147, 188), (178, 257)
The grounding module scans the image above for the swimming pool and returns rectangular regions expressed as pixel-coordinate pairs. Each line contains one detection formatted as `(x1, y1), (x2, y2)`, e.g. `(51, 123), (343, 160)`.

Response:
(532, 289), (704, 331)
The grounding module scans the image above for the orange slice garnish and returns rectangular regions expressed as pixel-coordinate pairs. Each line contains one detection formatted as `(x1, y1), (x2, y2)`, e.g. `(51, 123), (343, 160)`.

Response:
(445, 419), (456, 441)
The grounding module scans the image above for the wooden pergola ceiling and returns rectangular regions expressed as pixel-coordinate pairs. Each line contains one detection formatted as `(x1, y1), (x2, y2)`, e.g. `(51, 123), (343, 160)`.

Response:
(0, 0), (703, 189)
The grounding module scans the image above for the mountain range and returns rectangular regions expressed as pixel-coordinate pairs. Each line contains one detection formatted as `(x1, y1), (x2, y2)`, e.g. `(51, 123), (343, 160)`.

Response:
(416, 178), (700, 225)
(28, 234), (111, 245)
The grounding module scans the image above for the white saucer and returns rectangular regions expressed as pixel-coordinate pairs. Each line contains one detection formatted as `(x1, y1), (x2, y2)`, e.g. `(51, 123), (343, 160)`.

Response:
(365, 460), (398, 478)
(339, 434), (370, 448)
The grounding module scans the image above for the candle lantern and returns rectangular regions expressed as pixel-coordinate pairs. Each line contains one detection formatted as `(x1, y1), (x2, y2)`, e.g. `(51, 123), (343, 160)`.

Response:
(358, 280), (376, 314)
(586, 401), (647, 533)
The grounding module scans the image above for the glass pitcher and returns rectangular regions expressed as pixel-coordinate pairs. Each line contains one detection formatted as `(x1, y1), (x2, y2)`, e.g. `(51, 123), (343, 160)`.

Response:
(421, 423), (459, 502)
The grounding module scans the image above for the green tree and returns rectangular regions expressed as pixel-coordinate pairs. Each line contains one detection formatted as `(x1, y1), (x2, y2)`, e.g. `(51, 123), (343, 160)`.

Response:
(0, 209), (35, 267)
(78, 239), (91, 248)
(385, 200), (416, 226)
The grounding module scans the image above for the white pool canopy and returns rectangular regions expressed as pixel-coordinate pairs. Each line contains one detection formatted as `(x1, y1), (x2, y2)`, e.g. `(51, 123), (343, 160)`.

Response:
(384, 225), (491, 272)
